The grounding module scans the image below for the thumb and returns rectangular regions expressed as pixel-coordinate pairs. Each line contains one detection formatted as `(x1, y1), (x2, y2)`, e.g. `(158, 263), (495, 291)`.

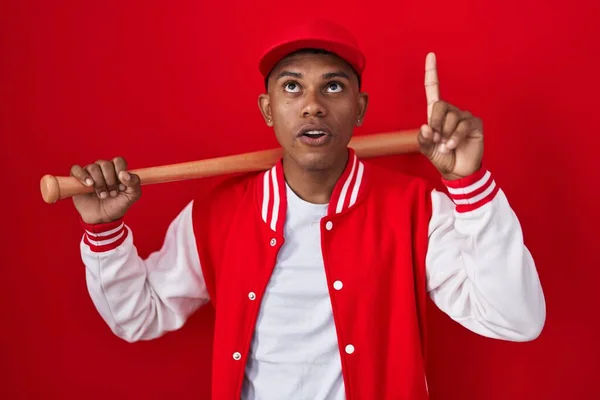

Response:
(118, 170), (142, 200)
(417, 124), (436, 159)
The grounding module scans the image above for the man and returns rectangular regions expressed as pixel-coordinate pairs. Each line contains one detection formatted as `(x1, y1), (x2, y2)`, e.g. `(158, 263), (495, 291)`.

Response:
(70, 18), (545, 400)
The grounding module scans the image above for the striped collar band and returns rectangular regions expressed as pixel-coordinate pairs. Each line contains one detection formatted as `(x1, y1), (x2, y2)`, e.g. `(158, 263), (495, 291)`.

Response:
(258, 148), (366, 234)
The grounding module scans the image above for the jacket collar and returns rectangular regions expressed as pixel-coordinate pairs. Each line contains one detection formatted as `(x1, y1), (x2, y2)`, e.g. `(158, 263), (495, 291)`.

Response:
(256, 148), (368, 234)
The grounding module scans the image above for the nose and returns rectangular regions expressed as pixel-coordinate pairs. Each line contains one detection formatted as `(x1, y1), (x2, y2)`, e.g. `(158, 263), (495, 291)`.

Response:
(301, 88), (327, 118)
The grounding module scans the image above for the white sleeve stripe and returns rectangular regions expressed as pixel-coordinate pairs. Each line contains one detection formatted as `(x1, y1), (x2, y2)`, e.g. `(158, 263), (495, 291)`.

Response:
(86, 222), (125, 237)
(453, 180), (497, 205)
(446, 170), (491, 195)
(85, 230), (126, 246)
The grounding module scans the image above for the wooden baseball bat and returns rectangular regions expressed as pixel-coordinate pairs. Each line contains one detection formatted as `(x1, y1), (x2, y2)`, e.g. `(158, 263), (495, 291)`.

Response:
(40, 129), (420, 204)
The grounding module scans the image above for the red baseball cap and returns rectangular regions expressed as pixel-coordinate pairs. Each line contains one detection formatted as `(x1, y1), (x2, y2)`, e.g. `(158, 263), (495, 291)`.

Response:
(258, 18), (366, 80)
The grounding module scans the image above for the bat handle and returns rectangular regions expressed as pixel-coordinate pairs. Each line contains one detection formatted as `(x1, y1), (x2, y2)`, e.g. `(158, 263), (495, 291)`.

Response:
(40, 174), (95, 204)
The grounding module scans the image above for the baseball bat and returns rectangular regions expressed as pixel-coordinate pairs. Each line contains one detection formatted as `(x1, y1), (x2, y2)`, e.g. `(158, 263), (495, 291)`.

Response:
(39, 129), (420, 204)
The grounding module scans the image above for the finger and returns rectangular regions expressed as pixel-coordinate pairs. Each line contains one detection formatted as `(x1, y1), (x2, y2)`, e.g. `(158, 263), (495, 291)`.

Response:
(429, 101), (448, 135)
(469, 116), (484, 138)
(70, 165), (94, 187)
(425, 52), (440, 123)
(417, 124), (435, 158)
(112, 156), (128, 192)
(445, 119), (472, 151)
(118, 170), (141, 189)
(98, 160), (119, 198)
(442, 110), (461, 139)
(118, 170), (142, 201)
(85, 163), (108, 199)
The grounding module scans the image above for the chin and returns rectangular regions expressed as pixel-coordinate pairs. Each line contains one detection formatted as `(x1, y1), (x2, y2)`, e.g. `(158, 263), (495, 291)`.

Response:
(293, 149), (343, 172)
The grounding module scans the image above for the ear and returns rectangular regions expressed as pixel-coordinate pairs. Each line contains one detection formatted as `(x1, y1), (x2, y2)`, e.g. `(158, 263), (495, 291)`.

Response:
(355, 92), (369, 127)
(258, 93), (273, 127)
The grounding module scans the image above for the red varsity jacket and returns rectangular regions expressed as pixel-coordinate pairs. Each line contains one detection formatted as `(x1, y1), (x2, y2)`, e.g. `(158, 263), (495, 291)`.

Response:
(79, 148), (546, 399)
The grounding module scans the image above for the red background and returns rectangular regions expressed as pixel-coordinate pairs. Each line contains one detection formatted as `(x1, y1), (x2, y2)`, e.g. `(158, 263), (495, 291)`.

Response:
(2, 0), (598, 399)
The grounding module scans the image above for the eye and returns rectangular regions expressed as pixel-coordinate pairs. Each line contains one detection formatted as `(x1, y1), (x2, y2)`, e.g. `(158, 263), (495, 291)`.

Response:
(284, 81), (301, 93)
(326, 82), (344, 93)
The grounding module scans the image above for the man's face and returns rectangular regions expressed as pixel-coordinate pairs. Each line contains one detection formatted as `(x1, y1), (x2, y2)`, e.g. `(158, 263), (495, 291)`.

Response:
(259, 51), (368, 172)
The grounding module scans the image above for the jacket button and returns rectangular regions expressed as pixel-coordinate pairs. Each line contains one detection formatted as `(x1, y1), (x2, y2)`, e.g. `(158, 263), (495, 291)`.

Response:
(248, 292), (256, 300)
(270, 238), (277, 246)
(345, 344), (355, 354)
(333, 280), (343, 290)
(325, 221), (333, 230)
(233, 352), (242, 360)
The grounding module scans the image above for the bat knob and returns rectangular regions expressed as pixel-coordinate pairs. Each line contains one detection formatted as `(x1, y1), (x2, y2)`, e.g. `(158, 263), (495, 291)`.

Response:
(40, 174), (60, 204)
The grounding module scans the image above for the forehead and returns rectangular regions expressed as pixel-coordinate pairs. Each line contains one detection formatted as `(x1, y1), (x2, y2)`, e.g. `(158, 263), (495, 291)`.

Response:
(271, 51), (355, 75)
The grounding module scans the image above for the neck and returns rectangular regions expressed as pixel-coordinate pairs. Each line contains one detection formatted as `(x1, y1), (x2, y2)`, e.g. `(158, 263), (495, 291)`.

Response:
(282, 150), (349, 204)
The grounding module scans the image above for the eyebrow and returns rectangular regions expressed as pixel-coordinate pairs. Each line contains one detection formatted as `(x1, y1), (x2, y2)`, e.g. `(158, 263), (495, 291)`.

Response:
(322, 71), (350, 80)
(275, 71), (351, 80)
(276, 71), (302, 80)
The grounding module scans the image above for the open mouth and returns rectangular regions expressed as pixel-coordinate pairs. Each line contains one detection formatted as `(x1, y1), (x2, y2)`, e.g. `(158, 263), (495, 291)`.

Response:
(296, 125), (332, 146)
(302, 130), (327, 139)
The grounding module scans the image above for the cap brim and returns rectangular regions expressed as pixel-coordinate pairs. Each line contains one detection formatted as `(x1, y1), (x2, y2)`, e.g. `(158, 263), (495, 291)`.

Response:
(259, 38), (366, 79)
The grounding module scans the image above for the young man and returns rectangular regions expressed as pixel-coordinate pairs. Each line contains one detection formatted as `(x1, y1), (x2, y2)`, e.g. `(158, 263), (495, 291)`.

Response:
(70, 18), (545, 400)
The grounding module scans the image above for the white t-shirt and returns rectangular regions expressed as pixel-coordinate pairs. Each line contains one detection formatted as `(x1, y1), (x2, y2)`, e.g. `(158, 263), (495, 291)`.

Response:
(241, 184), (345, 400)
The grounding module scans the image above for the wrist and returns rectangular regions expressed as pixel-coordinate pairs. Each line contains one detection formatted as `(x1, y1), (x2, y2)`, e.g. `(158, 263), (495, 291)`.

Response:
(79, 212), (125, 225)
(80, 217), (119, 225)
(440, 162), (483, 182)
(80, 216), (123, 230)
(441, 172), (463, 181)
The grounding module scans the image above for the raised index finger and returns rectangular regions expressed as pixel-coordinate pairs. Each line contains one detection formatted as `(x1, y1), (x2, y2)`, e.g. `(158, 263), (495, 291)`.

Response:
(424, 52), (440, 123)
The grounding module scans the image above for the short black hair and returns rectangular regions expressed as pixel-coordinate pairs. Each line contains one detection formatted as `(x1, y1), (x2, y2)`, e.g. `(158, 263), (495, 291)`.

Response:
(264, 48), (362, 91)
